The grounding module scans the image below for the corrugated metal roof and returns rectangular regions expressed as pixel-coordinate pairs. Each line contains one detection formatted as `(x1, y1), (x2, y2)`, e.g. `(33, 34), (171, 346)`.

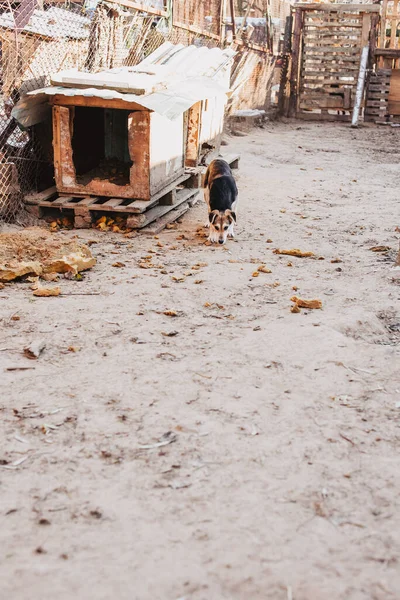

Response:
(139, 42), (235, 80)
(50, 43), (235, 95)
(13, 43), (236, 127)
(0, 7), (91, 40)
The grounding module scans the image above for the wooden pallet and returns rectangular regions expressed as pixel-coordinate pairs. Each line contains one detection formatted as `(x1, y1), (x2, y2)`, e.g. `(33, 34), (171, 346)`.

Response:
(24, 153), (239, 233)
(365, 69), (392, 123)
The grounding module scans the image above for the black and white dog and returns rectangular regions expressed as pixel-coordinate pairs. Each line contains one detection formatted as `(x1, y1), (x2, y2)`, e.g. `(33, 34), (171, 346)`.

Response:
(204, 159), (238, 245)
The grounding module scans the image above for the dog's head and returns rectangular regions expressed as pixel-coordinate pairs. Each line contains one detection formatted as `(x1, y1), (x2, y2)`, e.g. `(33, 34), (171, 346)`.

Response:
(208, 209), (236, 245)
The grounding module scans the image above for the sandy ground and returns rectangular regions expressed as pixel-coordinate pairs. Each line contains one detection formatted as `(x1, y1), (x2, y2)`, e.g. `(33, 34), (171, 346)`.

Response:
(1, 122), (400, 600)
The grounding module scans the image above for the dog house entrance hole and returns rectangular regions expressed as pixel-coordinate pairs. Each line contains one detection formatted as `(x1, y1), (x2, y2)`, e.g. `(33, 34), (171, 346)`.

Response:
(71, 107), (133, 186)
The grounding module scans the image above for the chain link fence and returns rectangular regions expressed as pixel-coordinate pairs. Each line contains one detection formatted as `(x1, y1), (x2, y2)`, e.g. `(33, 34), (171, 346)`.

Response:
(0, 0), (288, 222)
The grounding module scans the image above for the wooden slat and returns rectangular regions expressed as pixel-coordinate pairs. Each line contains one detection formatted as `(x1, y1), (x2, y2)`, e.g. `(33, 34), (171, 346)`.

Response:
(305, 46), (361, 53)
(142, 198), (198, 235)
(25, 186), (57, 205)
(127, 189), (199, 229)
(389, 68), (400, 114)
(295, 4), (380, 12)
(391, 0), (399, 49)
(76, 196), (98, 206)
(51, 95), (144, 111)
(101, 198), (125, 208)
(52, 196), (74, 206)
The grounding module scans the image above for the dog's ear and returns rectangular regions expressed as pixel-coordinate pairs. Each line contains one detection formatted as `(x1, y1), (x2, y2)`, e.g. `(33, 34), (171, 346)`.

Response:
(209, 211), (218, 225)
(226, 210), (236, 223)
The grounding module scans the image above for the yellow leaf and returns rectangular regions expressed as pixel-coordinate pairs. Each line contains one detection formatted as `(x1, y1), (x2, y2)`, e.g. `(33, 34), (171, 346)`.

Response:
(33, 287), (61, 297)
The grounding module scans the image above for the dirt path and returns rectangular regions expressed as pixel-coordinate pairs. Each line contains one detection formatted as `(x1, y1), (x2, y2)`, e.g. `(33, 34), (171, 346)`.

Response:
(1, 122), (399, 600)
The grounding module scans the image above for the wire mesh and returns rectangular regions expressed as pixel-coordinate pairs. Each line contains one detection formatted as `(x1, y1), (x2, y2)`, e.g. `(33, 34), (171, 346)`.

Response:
(0, 0), (287, 223)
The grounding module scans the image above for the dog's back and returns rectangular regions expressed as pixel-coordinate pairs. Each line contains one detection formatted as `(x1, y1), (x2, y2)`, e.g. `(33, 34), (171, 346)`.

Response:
(205, 159), (233, 185)
(205, 159), (238, 212)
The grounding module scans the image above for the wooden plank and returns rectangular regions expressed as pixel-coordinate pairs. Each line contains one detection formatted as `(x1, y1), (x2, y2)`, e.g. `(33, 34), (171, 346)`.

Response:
(388, 100), (400, 114)
(52, 106), (62, 192)
(391, 0), (399, 49)
(300, 96), (344, 108)
(101, 198), (126, 208)
(304, 55), (361, 62)
(51, 95), (145, 111)
(76, 196), (99, 206)
(172, 20), (221, 41)
(296, 111), (351, 122)
(128, 111), (150, 200)
(361, 12), (370, 49)
(62, 197), (99, 208)
(24, 186), (57, 205)
(303, 70), (359, 77)
(389, 69), (400, 113)
(303, 39), (360, 46)
(289, 8), (303, 117)
(52, 196), (74, 206)
(142, 201), (192, 235)
(380, 0), (389, 49)
(126, 188), (199, 229)
(303, 24), (362, 29)
(305, 46), (361, 53)
(295, 4), (380, 13)
(375, 49), (400, 58)
(185, 101), (202, 168)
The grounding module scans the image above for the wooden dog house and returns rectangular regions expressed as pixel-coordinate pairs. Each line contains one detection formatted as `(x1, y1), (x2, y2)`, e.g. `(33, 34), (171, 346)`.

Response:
(15, 43), (235, 204)
(52, 96), (186, 200)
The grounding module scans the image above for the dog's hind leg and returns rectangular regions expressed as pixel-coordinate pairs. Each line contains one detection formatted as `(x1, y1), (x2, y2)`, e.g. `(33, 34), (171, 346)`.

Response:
(203, 186), (210, 227)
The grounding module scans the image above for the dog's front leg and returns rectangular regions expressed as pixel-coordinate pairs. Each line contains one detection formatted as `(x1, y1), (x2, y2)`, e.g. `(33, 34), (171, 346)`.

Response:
(228, 223), (235, 238)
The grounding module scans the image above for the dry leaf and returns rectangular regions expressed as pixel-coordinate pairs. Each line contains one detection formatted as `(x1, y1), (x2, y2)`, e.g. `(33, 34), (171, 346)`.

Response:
(112, 262), (125, 268)
(331, 258), (342, 264)
(291, 296), (322, 309)
(252, 271), (259, 277)
(11, 315), (20, 321)
(204, 302), (212, 307)
(161, 331), (179, 337)
(273, 248), (315, 258)
(292, 286), (298, 291)
(370, 246), (390, 253)
(164, 310), (178, 317)
(266, 239), (273, 243)
(280, 209), (286, 213)
(194, 280), (203, 284)
(33, 287), (61, 297)
(291, 304), (301, 313)
(258, 265), (272, 273)
(287, 262), (293, 267)
(172, 276), (185, 283)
